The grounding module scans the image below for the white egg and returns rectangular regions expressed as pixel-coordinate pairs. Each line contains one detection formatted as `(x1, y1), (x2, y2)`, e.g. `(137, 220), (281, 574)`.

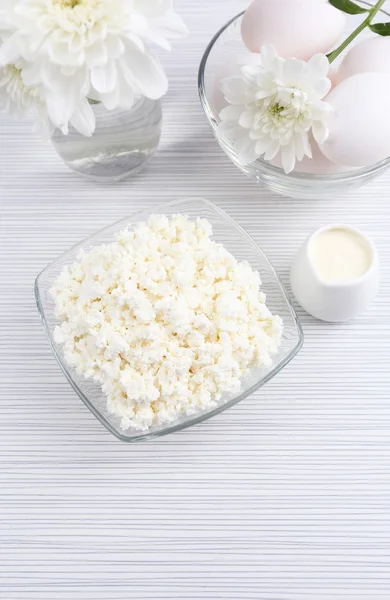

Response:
(320, 73), (390, 167)
(337, 36), (390, 83)
(270, 135), (352, 174)
(211, 52), (262, 114)
(241, 0), (345, 60)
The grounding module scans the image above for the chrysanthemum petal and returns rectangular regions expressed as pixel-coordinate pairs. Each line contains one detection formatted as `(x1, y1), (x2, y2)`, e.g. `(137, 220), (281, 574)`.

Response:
(45, 88), (73, 128)
(91, 61), (117, 94)
(310, 77), (331, 99)
(236, 135), (259, 164)
(312, 120), (329, 144)
(99, 86), (121, 110)
(20, 61), (41, 87)
(302, 133), (312, 158)
(70, 98), (96, 137)
(85, 41), (109, 70)
(220, 77), (247, 105)
(0, 34), (23, 65)
(263, 139), (280, 161)
(281, 145), (296, 174)
(283, 57), (308, 88)
(308, 53), (330, 79)
(217, 120), (242, 140)
(48, 41), (85, 67)
(254, 138), (272, 156)
(219, 104), (243, 122)
(240, 65), (261, 87)
(122, 40), (168, 99)
(294, 134), (305, 161)
(259, 44), (277, 71)
(239, 109), (257, 129)
(105, 35), (126, 60)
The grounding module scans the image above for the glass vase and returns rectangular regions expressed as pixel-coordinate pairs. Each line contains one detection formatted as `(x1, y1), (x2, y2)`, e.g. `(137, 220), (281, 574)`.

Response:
(51, 97), (162, 182)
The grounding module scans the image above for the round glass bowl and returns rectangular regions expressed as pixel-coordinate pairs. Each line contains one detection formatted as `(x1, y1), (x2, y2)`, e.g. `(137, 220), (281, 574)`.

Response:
(198, 5), (390, 199)
(35, 197), (303, 443)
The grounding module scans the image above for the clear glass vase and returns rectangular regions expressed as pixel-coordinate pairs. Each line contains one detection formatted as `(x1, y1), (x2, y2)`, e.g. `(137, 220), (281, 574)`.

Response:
(51, 97), (162, 182)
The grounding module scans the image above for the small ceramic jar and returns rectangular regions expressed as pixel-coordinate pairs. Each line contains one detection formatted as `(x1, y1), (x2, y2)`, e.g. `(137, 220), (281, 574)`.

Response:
(290, 225), (380, 322)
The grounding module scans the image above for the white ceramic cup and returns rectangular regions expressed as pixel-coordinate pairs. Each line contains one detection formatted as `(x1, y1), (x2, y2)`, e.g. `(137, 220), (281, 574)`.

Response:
(290, 224), (380, 322)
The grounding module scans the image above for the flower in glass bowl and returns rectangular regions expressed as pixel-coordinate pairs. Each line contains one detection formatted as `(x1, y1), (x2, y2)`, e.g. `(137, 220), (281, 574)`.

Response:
(0, 0), (187, 135)
(218, 44), (333, 173)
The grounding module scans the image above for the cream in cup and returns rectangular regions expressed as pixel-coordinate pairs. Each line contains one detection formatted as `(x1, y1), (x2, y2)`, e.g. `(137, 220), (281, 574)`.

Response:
(290, 225), (379, 322)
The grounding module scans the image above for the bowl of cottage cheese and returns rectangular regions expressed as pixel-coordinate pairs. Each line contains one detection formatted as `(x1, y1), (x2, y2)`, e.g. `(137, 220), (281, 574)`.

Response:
(35, 198), (303, 442)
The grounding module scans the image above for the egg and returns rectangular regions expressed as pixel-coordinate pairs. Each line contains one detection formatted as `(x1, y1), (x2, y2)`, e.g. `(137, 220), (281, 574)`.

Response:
(241, 0), (345, 60)
(212, 52), (262, 114)
(270, 135), (352, 174)
(320, 73), (390, 167)
(337, 36), (390, 83)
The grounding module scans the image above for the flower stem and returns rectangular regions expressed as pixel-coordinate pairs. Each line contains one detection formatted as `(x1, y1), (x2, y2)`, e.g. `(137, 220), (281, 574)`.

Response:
(327, 0), (386, 64)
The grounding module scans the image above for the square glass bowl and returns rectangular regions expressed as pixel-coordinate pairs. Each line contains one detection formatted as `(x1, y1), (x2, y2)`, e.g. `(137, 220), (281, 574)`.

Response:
(35, 198), (303, 442)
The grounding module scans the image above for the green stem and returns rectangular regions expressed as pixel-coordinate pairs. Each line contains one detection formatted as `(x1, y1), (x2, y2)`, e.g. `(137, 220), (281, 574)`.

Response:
(327, 0), (386, 64)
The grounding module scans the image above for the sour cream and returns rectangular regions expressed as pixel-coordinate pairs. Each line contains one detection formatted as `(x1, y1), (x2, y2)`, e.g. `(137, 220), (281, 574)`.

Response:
(291, 225), (379, 322)
(309, 227), (372, 283)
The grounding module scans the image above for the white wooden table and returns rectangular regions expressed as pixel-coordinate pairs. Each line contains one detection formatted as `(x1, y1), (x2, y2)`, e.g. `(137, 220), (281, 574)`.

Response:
(1, 1), (390, 598)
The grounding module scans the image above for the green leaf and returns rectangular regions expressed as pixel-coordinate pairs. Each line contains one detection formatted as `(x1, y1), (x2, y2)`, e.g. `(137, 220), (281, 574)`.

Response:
(328, 0), (369, 14)
(369, 22), (390, 35)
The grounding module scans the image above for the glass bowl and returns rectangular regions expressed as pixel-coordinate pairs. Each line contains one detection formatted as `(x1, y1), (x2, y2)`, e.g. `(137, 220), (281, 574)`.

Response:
(198, 3), (390, 199)
(35, 198), (303, 442)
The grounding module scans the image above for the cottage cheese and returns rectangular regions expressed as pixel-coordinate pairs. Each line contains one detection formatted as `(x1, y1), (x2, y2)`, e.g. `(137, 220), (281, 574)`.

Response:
(50, 214), (283, 431)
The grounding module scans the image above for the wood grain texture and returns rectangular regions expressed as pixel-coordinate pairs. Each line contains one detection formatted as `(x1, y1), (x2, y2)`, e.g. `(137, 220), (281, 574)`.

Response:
(0, 1), (390, 598)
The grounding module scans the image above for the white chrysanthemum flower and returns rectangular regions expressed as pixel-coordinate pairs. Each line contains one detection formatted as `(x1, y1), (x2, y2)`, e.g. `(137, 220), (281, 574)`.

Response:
(0, 0), (187, 130)
(218, 45), (333, 174)
(0, 57), (96, 137)
(0, 59), (54, 136)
